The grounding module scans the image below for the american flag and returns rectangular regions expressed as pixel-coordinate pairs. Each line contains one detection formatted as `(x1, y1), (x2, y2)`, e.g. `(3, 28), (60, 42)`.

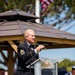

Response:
(41, 0), (54, 11)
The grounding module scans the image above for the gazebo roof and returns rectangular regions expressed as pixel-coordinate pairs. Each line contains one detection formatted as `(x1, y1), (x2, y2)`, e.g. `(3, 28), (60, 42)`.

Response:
(0, 9), (75, 50)
(0, 20), (75, 40)
(0, 9), (39, 21)
(0, 9), (75, 75)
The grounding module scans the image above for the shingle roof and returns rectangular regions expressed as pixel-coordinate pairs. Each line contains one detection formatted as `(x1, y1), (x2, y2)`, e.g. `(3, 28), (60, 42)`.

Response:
(0, 20), (75, 40)
(0, 9), (39, 20)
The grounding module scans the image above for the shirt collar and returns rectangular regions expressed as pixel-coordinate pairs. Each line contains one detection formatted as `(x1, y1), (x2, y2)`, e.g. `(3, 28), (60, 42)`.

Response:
(26, 41), (30, 46)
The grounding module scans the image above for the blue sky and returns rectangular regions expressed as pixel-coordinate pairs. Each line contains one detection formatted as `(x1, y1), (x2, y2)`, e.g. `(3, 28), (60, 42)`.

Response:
(40, 48), (75, 61)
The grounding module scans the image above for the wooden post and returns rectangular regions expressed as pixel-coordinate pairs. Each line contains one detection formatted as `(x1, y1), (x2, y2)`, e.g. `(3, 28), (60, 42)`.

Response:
(7, 47), (14, 75)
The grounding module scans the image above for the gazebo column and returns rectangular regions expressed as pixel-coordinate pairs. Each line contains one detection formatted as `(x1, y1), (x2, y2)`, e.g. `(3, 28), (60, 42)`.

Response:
(7, 47), (14, 75)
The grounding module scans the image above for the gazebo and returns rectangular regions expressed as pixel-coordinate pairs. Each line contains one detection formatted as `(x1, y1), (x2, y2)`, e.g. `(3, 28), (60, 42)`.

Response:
(0, 9), (75, 75)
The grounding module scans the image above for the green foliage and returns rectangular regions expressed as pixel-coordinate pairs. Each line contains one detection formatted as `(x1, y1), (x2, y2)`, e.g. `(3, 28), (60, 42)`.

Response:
(0, 0), (35, 12)
(43, 0), (75, 29)
(58, 59), (75, 72)
(0, 66), (4, 69)
(66, 66), (72, 72)
(54, 0), (75, 19)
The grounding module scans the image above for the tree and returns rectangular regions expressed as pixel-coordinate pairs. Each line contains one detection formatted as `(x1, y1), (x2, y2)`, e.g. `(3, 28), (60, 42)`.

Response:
(0, 0), (35, 13)
(58, 59), (75, 72)
(43, 0), (75, 30)
(0, 0), (75, 30)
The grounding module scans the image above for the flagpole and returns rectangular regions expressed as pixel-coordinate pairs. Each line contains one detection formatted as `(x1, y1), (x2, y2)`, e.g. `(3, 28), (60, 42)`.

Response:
(35, 0), (40, 23)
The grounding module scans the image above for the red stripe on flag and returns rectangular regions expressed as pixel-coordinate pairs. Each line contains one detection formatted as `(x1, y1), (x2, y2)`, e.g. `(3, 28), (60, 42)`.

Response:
(41, 0), (54, 11)
(43, 1), (49, 6)
(48, 0), (52, 3)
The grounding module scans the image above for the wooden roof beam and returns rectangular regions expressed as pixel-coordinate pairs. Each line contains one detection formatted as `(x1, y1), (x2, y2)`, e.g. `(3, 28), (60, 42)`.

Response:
(36, 37), (75, 45)
(1, 51), (7, 63)
(0, 36), (75, 48)
(0, 46), (9, 51)
(0, 35), (24, 42)
(8, 40), (17, 52)
(0, 35), (75, 45)
(45, 44), (75, 49)
(0, 60), (6, 66)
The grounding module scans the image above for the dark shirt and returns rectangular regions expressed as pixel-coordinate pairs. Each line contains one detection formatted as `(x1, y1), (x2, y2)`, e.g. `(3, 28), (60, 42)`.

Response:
(17, 41), (39, 71)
